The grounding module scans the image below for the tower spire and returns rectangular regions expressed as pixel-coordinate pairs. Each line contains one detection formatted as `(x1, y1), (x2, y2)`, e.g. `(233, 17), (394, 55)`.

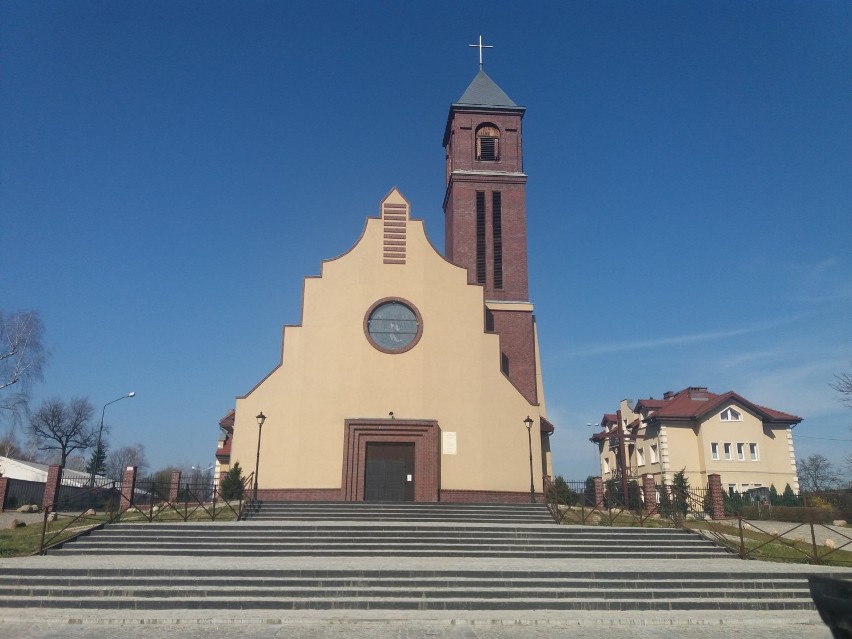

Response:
(468, 35), (493, 67)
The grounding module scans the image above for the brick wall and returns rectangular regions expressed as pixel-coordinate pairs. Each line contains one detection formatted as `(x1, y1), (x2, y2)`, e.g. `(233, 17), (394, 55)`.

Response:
(440, 489), (535, 504)
(490, 309), (537, 404)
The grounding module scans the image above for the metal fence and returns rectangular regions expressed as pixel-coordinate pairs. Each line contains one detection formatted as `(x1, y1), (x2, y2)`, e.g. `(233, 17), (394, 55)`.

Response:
(2, 478), (45, 510)
(54, 481), (121, 512)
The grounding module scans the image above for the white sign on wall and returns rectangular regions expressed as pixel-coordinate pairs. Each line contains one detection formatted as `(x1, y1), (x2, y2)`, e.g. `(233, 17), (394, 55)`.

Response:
(442, 432), (457, 455)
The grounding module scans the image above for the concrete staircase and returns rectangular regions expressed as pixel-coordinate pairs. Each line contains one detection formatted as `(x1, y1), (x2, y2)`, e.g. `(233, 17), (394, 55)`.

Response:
(47, 521), (729, 559)
(0, 502), (839, 614)
(245, 500), (554, 523)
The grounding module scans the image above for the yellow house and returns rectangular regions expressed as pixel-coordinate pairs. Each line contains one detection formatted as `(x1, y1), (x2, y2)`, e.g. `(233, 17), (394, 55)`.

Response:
(592, 387), (801, 494)
(221, 66), (554, 502)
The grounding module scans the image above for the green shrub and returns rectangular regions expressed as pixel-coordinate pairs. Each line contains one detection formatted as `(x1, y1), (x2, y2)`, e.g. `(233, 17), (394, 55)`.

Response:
(550, 475), (580, 506)
(220, 462), (245, 500)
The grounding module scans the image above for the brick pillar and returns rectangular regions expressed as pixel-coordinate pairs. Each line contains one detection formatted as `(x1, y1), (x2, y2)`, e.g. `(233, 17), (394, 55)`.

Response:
(708, 473), (725, 520)
(593, 476), (604, 509)
(169, 470), (181, 503)
(542, 475), (552, 499)
(642, 473), (658, 515)
(120, 465), (138, 512)
(42, 464), (62, 512)
(0, 475), (8, 512)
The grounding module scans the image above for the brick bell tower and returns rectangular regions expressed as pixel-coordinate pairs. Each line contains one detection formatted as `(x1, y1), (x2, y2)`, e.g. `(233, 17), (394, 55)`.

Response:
(443, 59), (538, 405)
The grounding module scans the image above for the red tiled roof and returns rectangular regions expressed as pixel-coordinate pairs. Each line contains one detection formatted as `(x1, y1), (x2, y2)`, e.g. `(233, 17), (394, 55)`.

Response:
(215, 436), (231, 460)
(218, 409), (235, 433)
(645, 387), (801, 424)
(592, 387), (802, 442)
(600, 413), (617, 427)
(540, 416), (555, 434)
(634, 398), (666, 412)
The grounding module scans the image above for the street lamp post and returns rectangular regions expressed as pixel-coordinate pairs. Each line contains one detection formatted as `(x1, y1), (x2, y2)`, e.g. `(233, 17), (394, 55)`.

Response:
(524, 416), (535, 503)
(253, 412), (266, 501)
(89, 392), (136, 487)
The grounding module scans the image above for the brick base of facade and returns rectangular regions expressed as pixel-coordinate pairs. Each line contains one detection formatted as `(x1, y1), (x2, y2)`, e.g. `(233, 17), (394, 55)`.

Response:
(256, 488), (343, 501)
(439, 489), (538, 504)
(254, 487), (537, 504)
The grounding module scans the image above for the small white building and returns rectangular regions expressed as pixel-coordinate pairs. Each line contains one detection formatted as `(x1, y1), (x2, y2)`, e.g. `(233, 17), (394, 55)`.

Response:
(0, 456), (111, 487)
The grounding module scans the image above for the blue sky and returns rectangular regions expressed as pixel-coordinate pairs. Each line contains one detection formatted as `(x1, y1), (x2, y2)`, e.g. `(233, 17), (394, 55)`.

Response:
(2, 1), (850, 480)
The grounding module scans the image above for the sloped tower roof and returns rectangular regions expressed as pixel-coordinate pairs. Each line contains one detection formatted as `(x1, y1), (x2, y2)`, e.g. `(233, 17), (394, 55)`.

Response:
(454, 67), (521, 109)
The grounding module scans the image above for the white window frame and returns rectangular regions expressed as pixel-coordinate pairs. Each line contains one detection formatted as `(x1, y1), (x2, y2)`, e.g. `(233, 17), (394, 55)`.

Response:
(724, 443), (732, 461)
(637, 447), (645, 466)
(650, 444), (659, 464)
(737, 443), (745, 461)
(720, 407), (742, 421)
(749, 443), (759, 461)
(710, 442), (719, 460)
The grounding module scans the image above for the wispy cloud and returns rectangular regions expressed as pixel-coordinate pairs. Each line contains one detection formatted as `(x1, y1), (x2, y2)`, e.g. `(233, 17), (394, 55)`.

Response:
(565, 316), (807, 358)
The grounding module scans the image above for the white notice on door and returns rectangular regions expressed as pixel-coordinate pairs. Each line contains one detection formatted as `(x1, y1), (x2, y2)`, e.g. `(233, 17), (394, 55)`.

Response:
(442, 431), (457, 455)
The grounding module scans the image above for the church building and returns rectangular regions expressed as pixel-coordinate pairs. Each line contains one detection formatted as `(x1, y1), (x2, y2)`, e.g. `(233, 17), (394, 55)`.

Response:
(218, 62), (555, 502)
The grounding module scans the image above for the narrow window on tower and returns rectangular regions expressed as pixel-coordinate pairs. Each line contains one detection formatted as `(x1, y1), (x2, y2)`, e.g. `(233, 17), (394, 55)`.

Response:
(492, 191), (503, 289)
(475, 124), (500, 161)
(475, 191), (486, 284)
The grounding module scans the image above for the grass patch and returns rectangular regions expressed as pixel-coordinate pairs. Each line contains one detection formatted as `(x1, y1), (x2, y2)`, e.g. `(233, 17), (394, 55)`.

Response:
(0, 504), (241, 558)
(684, 520), (852, 566)
(0, 518), (95, 558)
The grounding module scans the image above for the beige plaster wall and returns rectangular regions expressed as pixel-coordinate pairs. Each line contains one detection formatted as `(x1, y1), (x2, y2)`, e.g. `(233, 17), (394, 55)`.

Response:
(651, 405), (799, 490)
(229, 190), (550, 494)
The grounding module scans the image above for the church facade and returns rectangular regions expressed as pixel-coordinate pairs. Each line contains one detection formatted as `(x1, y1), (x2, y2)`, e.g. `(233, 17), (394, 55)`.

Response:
(219, 66), (555, 502)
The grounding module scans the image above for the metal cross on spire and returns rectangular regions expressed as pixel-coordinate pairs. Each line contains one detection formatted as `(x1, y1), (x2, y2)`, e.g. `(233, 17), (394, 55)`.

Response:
(468, 35), (493, 67)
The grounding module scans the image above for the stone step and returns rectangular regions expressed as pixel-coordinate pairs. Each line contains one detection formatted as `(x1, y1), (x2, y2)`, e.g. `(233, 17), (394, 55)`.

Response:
(244, 501), (555, 523)
(0, 594), (817, 611)
(48, 517), (730, 558)
(0, 568), (823, 612)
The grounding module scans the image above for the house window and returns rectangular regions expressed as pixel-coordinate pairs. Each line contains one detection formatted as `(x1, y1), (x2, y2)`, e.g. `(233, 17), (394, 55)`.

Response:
(637, 448), (645, 466)
(741, 483), (750, 492)
(475, 124), (500, 161)
(749, 443), (759, 461)
(737, 443), (745, 461)
(603, 458), (610, 474)
(711, 442), (719, 460)
(728, 484), (737, 495)
(723, 443), (732, 460)
(720, 407), (742, 421)
(650, 444), (659, 464)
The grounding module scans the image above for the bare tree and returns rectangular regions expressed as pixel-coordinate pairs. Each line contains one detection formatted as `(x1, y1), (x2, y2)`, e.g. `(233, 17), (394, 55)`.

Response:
(105, 443), (149, 480)
(831, 365), (852, 409)
(28, 397), (94, 467)
(0, 429), (22, 458)
(797, 453), (840, 492)
(0, 311), (48, 425)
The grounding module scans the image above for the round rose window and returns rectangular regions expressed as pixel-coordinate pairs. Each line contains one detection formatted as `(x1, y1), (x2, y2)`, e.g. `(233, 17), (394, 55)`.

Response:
(364, 299), (422, 353)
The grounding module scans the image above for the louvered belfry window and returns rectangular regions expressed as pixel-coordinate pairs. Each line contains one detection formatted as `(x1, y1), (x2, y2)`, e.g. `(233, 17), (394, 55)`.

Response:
(475, 191), (486, 284)
(476, 124), (500, 161)
(492, 191), (503, 289)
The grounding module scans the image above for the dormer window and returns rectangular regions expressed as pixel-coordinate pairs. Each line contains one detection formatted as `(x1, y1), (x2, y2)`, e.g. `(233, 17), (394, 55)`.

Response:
(475, 124), (500, 161)
(720, 407), (742, 421)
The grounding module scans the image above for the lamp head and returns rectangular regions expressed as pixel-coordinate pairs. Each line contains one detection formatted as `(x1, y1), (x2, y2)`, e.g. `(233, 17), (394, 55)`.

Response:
(128, 392), (136, 398)
(524, 416), (534, 431)
(256, 412), (266, 427)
